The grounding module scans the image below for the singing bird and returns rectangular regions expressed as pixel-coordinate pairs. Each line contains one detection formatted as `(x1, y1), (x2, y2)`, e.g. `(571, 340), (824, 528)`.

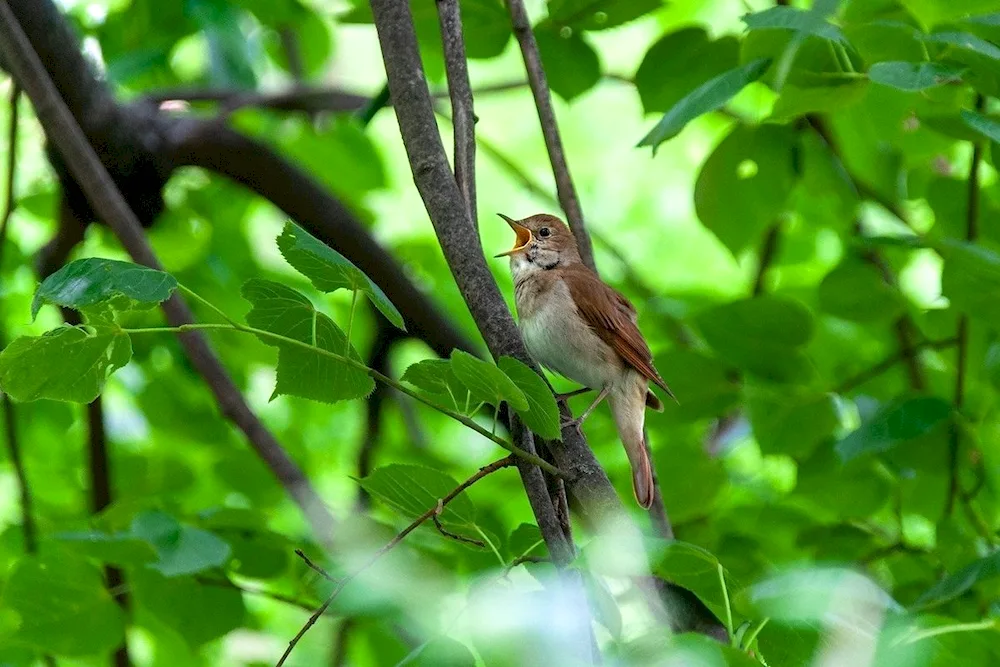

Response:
(496, 213), (675, 509)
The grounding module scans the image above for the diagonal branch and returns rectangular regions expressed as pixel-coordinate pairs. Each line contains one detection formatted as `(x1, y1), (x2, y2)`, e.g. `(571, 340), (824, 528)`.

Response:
(277, 455), (517, 666)
(0, 2), (336, 543)
(504, 0), (594, 270)
(435, 0), (477, 224)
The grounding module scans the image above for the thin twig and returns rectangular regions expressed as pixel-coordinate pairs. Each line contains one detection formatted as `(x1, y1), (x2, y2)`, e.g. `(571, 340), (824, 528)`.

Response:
(836, 338), (957, 394)
(504, 0), (594, 270)
(295, 549), (336, 582)
(275, 456), (517, 666)
(432, 511), (485, 547)
(948, 95), (985, 514)
(0, 4), (337, 542)
(753, 223), (781, 296)
(195, 576), (317, 612)
(435, 0), (477, 224)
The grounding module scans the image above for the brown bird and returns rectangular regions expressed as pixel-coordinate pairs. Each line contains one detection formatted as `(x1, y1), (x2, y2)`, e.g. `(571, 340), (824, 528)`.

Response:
(495, 212), (674, 509)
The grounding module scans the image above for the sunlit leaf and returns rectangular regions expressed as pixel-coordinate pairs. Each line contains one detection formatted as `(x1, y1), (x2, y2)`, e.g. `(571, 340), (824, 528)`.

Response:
(498, 356), (561, 441)
(277, 222), (405, 330)
(637, 58), (771, 152)
(0, 554), (125, 655)
(739, 566), (901, 622)
(450, 350), (528, 411)
(31, 258), (177, 319)
(242, 278), (375, 403)
(0, 326), (131, 403)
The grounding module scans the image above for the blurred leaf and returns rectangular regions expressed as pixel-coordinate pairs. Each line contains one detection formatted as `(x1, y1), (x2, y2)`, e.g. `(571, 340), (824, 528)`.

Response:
(868, 61), (965, 91)
(749, 393), (839, 458)
(617, 632), (760, 666)
(0, 327), (131, 403)
(656, 349), (740, 421)
(498, 356), (561, 440)
(693, 125), (798, 254)
(409, 637), (476, 666)
(836, 397), (952, 462)
(583, 572), (622, 639)
(940, 240), (1000, 327)
(242, 278), (375, 403)
(450, 350), (528, 411)
(916, 550), (1000, 607)
(818, 258), (904, 322)
(796, 447), (892, 518)
(0, 553), (125, 655)
(534, 24), (601, 101)
(507, 523), (546, 560)
(638, 59), (771, 152)
(634, 28), (740, 114)
(277, 222), (405, 330)
(359, 464), (476, 528)
(743, 6), (847, 42)
(132, 569), (245, 647)
(31, 258), (177, 319)
(845, 20), (926, 64)
(961, 108), (1000, 142)
(653, 541), (732, 622)
(925, 30), (1000, 60)
(54, 531), (158, 568)
(695, 296), (814, 383)
(545, 0), (662, 30)
(131, 511), (231, 577)
(739, 566), (900, 622)
(770, 80), (869, 121)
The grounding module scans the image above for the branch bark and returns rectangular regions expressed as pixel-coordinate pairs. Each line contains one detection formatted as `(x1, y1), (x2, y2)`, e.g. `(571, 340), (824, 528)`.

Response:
(0, 2), (336, 542)
(504, 0), (594, 270)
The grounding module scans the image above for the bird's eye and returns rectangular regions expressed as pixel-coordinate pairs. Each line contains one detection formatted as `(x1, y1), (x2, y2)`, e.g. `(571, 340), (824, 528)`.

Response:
(538, 227), (551, 238)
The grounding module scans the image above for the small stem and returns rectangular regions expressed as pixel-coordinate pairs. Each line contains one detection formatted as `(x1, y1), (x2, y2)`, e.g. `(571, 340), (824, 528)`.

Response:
(178, 284), (240, 328)
(276, 455), (517, 666)
(718, 563), (735, 645)
(742, 618), (769, 652)
(346, 289), (359, 347)
(123, 321), (563, 476)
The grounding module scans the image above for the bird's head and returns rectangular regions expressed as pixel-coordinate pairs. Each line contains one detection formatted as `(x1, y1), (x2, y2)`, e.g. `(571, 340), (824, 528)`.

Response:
(495, 213), (581, 275)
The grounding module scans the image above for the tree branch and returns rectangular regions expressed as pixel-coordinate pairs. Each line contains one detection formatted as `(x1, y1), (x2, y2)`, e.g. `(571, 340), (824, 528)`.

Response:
(276, 456), (517, 666)
(504, 0), (594, 270)
(0, 3), (336, 542)
(435, 0), (477, 224)
(753, 223), (781, 296)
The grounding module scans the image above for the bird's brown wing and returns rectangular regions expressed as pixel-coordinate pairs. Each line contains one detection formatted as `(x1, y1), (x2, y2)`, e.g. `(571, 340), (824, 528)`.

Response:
(562, 265), (674, 399)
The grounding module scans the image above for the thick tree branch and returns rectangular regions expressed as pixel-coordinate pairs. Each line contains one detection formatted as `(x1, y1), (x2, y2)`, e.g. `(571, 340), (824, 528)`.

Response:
(435, 0), (477, 224)
(504, 0), (594, 270)
(0, 2), (336, 542)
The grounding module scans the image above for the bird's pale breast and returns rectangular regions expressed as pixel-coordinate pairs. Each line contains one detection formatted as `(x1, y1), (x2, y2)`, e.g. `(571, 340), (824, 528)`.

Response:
(516, 277), (622, 390)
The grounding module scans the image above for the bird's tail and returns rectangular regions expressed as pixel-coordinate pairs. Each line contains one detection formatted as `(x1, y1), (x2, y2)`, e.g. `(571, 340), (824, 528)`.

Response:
(610, 377), (655, 510)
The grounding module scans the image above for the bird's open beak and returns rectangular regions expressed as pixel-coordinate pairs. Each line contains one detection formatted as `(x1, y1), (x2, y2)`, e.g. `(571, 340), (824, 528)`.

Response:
(495, 213), (533, 257)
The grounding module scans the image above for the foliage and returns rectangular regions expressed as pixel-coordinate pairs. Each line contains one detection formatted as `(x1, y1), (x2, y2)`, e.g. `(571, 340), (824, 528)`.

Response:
(3, 0), (1000, 666)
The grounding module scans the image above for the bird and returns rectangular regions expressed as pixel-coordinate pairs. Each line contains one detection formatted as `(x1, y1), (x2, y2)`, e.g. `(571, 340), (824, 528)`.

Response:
(495, 212), (675, 509)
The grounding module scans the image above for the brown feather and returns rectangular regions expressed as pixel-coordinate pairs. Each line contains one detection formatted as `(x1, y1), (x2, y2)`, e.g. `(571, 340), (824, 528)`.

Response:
(559, 264), (675, 400)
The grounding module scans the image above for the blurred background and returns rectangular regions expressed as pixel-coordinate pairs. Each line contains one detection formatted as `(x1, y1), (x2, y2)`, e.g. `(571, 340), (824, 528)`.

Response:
(1, 0), (1000, 665)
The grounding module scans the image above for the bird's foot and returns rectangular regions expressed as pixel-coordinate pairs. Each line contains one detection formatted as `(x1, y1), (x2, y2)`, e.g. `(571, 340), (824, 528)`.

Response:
(559, 415), (586, 432)
(554, 387), (591, 405)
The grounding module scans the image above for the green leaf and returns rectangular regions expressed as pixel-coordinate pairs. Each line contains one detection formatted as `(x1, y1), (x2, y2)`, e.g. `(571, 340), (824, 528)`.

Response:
(652, 541), (732, 623)
(818, 259), (904, 322)
(450, 350), (528, 411)
(916, 550), (1000, 607)
(742, 6), (847, 42)
(584, 572), (622, 639)
(507, 523), (547, 560)
(0, 553), (125, 655)
(359, 464), (477, 536)
(545, 0), (662, 31)
(925, 30), (1000, 60)
(132, 569), (245, 647)
(242, 278), (375, 403)
(0, 326), (132, 403)
(277, 222), (405, 330)
(693, 125), (798, 254)
(749, 393), (840, 458)
(409, 637), (477, 667)
(739, 566), (900, 623)
(696, 296), (814, 383)
(534, 24), (601, 102)
(940, 240), (1000, 326)
(770, 80), (869, 122)
(498, 357), (561, 441)
(131, 511), (232, 577)
(401, 358), (473, 414)
(637, 58), (771, 152)
(31, 258), (177, 319)
(868, 61), (965, 91)
(634, 28), (740, 114)
(835, 397), (952, 463)
(54, 531), (158, 568)
(961, 108), (1000, 142)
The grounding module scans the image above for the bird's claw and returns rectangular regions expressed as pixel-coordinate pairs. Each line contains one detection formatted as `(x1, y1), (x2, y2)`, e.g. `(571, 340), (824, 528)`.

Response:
(560, 417), (584, 432)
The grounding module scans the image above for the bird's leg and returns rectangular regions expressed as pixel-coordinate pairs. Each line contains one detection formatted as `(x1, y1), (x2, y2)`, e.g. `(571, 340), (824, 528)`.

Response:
(553, 386), (591, 405)
(560, 385), (611, 431)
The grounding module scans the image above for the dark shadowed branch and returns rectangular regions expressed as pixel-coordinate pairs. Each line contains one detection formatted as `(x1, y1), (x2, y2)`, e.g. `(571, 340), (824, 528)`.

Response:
(504, 0), (594, 270)
(0, 2), (336, 542)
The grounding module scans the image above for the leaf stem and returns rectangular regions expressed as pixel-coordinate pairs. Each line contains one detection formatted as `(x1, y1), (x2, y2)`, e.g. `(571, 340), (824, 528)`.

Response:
(177, 284), (240, 328)
(718, 563), (735, 645)
(742, 618), (769, 653)
(346, 288), (359, 347)
(123, 322), (563, 476)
